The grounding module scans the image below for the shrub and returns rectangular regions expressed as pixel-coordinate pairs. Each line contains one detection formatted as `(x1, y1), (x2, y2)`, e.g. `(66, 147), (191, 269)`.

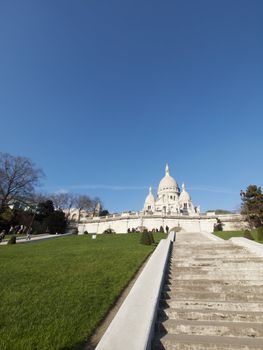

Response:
(140, 231), (152, 245)
(257, 227), (263, 241)
(148, 232), (155, 244)
(83, 231), (89, 235)
(244, 230), (254, 240)
(8, 235), (16, 244)
(103, 229), (115, 234)
(159, 226), (164, 233)
(214, 218), (223, 232)
(72, 228), (78, 235)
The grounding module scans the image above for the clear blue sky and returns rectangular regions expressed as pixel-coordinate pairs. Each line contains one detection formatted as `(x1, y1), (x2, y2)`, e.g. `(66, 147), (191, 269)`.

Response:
(0, 0), (262, 213)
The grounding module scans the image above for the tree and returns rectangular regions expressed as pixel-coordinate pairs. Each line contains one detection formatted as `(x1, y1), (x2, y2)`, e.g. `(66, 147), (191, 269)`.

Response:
(0, 207), (14, 232)
(100, 209), (109, 217)
(213, 218), (223, 232)
(240, 185), (263, 228)
(140, 231), (153, 245)
(0, 152), (44, 211)
(36, 200), (54, 221)
(74, 195), (95, 222)
(33, 200), (54, 233)
(50, 192), (75, 211)
(46, 210), (67, 234)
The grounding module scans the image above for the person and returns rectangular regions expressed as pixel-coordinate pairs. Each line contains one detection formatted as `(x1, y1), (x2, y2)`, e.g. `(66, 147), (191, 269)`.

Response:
(0, 230), (5, 242)
(26, 229), (32, 241)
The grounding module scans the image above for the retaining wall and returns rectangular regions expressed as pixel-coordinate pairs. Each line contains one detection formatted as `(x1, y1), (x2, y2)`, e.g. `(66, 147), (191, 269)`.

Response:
(95, 232), (175, 350)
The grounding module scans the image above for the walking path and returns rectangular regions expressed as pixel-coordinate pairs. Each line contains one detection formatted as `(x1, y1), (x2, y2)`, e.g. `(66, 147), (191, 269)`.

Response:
(0, 232), (72, 245)
(154, 232), (263, 349)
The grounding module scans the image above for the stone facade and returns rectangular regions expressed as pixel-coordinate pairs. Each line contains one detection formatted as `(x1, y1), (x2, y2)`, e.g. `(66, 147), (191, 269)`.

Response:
(73, 164), (247, 234)
(77, 212), (247, 234)
(143, 165), (198, 215)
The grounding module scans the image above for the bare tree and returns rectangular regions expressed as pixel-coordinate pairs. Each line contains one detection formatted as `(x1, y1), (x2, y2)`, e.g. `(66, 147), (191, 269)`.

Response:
(0, 152), (44, 211)
(50, 192), (75, 210)
(29, 192), (49, 206)
(50, 192), (77, 220)
(74, 195), (95, 222)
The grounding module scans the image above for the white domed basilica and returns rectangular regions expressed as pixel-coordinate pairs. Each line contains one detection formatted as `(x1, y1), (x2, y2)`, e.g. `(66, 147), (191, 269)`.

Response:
(76, 162), (246, 234)
(143, 164), (198, 215)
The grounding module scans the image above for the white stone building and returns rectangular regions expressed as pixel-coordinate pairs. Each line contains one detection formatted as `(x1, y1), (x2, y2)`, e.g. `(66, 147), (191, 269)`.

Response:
(143, 164), (197, 215)
(76, 164), (247, 234)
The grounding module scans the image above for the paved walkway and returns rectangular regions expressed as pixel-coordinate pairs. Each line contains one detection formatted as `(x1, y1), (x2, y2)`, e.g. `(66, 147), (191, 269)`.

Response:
(0, 232), (72, 245)
(154, 232), (263, 349)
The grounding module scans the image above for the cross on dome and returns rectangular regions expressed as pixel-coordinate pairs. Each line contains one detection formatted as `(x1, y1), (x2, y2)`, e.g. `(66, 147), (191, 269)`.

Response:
(165, 163), (170, 176)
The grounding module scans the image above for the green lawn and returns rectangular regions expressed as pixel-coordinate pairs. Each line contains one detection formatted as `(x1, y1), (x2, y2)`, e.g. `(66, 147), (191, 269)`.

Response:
(213, 230), (263, 243)
(0, 233), (165, 350)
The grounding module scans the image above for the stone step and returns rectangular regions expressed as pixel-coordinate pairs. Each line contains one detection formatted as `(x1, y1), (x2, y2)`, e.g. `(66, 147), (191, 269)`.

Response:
(162, 291), (263, 302)
(167, 274), (263, 280)
(154, 237), (263, 349)
(170, 264), (263, 270)
(153, 333), (263, 350)
(172, 257), (256, 262)
(164, 279), (263, 287)
(174, 243), (235, 248)
(172, 249), (250, 253)
(162, 300), (263, 312)
(158, 308), (263, 323)
(163, 284), (263, 296)
(169, 267), (263, 273)
(174, 245), (243, 248)
(173, 258), (263, 265)
(156, 319), (263, 338)
(167, 270), (263, 278)
(171, 256), (262, 261)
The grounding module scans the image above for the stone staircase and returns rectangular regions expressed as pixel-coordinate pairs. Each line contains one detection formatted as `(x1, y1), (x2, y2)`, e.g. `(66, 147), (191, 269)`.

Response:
(153, 232), (263, 350)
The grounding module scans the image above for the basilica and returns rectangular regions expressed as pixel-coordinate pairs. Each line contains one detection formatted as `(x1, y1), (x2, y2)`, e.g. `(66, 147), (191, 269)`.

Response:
(143, 164), (199, 216)
(74, 163), (245, 234)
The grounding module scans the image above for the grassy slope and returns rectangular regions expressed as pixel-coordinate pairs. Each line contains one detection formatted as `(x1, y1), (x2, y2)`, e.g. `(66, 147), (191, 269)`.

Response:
(0, 233), (164, 350)
(213, 230), (263, 243)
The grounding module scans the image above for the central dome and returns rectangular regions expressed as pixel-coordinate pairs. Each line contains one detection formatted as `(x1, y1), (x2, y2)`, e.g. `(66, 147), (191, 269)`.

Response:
(158, 164), (179, 194)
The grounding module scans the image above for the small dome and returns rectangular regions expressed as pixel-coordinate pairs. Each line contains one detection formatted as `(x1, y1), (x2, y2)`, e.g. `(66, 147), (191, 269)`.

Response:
(179, 183), (191, 202)
(145, 186), (155, 204)
(158, 164), (179, 193)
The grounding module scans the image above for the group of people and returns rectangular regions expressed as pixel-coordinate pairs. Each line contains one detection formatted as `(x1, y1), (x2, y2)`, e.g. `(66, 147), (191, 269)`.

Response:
(0, 227), (32, 243)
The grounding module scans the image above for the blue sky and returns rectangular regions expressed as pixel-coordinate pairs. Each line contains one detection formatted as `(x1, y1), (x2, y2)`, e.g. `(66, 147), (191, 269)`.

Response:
(0, 0), (262, 213)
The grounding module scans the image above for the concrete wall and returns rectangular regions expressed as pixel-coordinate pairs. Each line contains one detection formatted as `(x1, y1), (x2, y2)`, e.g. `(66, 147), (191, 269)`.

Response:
(95, 232), (175, 350)
(78, 213), (246, 234)
(229, 237), (263, 257)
